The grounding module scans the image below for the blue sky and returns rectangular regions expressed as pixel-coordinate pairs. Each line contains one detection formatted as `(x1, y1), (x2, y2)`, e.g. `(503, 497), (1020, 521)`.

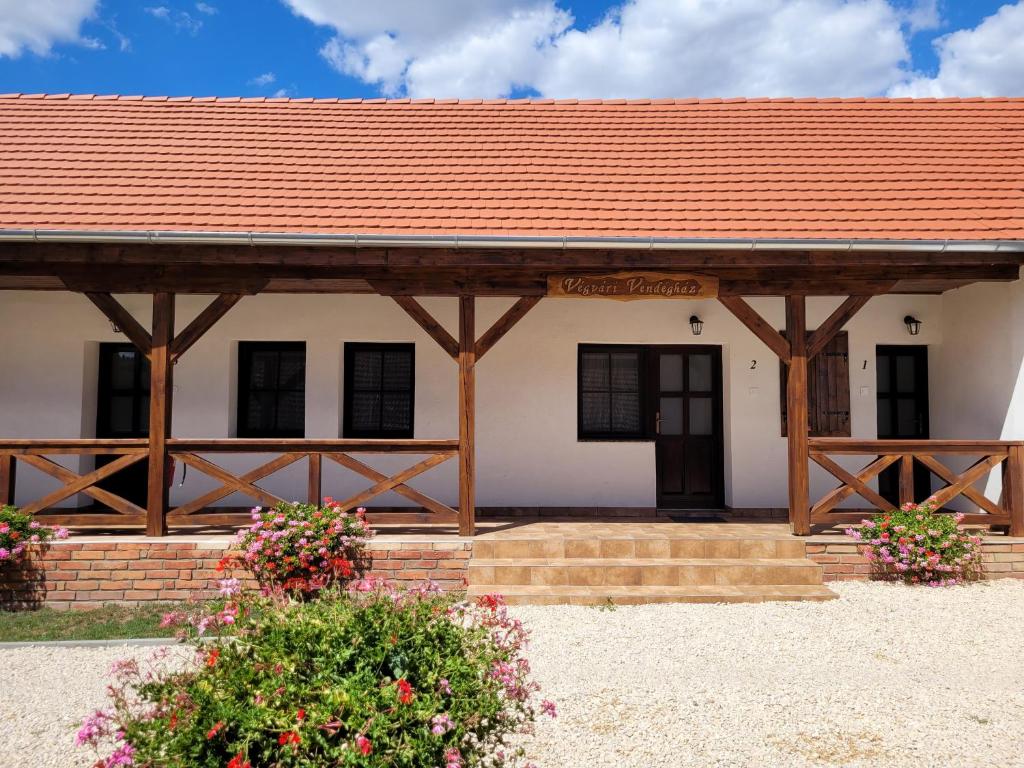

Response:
(0, 1), (1021, 99)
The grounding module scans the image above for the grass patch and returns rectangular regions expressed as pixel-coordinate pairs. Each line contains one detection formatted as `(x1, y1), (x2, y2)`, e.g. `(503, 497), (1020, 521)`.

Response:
(0, 603), (184, 642)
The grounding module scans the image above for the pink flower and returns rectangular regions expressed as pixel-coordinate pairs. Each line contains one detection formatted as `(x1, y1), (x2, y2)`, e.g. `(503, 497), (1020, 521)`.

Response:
(541, 699), (557, 718)
(431, 713), (454, 734)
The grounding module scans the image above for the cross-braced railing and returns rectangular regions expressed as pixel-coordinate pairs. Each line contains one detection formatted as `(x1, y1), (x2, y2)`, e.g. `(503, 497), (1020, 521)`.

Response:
(0, 438), (460, 530)
(808, 438), (1024, 535)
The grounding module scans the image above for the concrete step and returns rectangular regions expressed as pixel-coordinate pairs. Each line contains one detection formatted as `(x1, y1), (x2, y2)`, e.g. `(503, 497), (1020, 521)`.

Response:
(472, 536), (807, 560)
(468, 557), (823, 587)
(466, 583), (838, 605)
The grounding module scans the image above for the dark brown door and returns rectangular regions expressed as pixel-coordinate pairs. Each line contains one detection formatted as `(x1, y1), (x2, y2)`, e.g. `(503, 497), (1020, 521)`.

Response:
(96, 343), (150, 507)
(649, 346), (724, 509)
(876, 345), (930, 504)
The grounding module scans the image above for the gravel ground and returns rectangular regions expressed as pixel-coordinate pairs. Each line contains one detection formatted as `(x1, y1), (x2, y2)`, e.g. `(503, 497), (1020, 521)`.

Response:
(2, 581), (1023, 767)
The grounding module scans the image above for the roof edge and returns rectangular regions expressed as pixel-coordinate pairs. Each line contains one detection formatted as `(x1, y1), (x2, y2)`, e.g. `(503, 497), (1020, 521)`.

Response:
(2, 93), (1023, 105)
(1, 229), (1021, 253)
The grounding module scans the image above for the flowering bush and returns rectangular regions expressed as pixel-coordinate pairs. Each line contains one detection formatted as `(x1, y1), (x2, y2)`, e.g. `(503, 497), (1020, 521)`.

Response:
(78, 583), (553, 768)
(234, 499), (372, 595)
(846, 503), (982, 586)
(0, 505), (67, 565)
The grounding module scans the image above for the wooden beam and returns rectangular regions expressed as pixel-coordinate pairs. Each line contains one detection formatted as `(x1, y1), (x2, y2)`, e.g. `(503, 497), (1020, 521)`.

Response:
(307, 453), (322, 506)
(170, 293), (243, 361)
(0, 454), (14, 506)
(459, 295), (476, 536)
(925, 454), (1005, 509)
(331, 452), (453, 512)
(83, 292), (152, 356)
(811, 453), (894, 513)
(327, 452), (456, 517)
(718, 296), (791, 362)
(19, 453), (146, 515)
(916, 454), (1002, 517)
(390, 296), (459, 360)
(899, 454), (915, 507)
(785, 295), (811, 535)
(475, 296), (542, 361)
(146, 292), (174, 536)
(810, 454), (900, 518)
(169, 452), (303, 515)
(1005, 445), (1024, 537)
(15, 454), (147, 517)
(807, 295), (872, 359)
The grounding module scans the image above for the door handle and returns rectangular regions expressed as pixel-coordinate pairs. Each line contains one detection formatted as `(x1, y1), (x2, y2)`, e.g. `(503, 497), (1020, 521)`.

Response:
(655, 411), (662, 435)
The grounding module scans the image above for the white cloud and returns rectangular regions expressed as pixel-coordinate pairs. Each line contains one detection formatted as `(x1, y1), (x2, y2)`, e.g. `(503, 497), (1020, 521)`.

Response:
(284, 0), (571, 96)
(250, 71), (277, 87)
(146, 5), (204, 35)
(890, 1), (1024, 96)
(282, 0), (912, 98)
(536, 0), (910, 99)
(0, 0), (99, 58)
(195, 2), (217, 14)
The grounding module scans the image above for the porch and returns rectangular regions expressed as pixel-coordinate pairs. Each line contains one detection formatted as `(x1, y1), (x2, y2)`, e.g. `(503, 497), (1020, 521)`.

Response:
(2, 284), (1024, 539)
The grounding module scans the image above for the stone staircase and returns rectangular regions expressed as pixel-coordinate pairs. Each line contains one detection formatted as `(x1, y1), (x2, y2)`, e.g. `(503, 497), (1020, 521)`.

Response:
(466, 529), (837, 605)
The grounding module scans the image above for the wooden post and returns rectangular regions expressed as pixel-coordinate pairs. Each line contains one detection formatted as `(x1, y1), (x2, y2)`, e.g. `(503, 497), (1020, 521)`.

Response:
(785, 295), (811, 535)
(899, 454), (915, 507)
(458, 296), (476, 536)
(307, 453), (322, 505)
(0, 455), (15, 507)
(1005, 444), (1024, 537)
(146, 292), (175, 537)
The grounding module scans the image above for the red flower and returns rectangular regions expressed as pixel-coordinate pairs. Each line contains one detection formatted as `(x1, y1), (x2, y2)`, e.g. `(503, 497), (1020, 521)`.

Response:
(396, 678), (414, 705)
(168, 712), (178, 730)
(296, 708), (305, 722)
(227, 752), (251, 768)
(206, 648), (221, 668)
(278, 730), (301, 746)
(331, 558), (353, 577)
(206, 721), (224, 739)
(477, 594), (503, 611)
(356, 735), (373, 755)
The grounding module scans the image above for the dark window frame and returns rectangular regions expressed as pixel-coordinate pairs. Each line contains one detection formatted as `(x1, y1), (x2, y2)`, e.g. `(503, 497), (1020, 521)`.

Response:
(236, 341), (307, 438)
(577, 344), (649, 442)
(96, 342), (150, 438)
(343, 342), (416, 439)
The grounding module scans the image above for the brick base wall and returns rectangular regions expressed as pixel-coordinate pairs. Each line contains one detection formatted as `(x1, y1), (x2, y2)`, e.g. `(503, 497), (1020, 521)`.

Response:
(0, 538), (471, 610)
(807, 539), (1024, 581)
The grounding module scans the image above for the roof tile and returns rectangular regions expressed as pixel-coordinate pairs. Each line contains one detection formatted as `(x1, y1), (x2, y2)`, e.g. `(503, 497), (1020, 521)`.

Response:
(0, 95), (1021, 239)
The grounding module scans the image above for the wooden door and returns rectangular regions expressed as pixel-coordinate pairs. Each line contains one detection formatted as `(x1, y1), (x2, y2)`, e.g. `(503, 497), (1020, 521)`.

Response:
(650, 346), (724, 509)
(876, 345), (930, 504)
(96, 343), (150, 507)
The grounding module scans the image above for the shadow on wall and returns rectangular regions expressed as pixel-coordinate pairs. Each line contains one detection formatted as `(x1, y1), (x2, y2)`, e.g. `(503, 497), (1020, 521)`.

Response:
(0, 555), (48, 610)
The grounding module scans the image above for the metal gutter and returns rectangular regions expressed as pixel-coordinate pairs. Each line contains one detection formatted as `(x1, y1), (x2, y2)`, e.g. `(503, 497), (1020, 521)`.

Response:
(0, 228), (1022, 252)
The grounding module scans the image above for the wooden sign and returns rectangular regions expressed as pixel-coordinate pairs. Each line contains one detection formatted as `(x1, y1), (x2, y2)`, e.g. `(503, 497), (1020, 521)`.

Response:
(547, 271), (718, 300)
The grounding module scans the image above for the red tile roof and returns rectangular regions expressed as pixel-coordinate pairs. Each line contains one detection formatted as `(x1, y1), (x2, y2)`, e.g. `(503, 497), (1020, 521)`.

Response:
(0, 94), (1022, 241)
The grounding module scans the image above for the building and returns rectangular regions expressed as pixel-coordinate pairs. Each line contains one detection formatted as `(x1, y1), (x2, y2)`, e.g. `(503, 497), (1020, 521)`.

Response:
(1, 95), (1023, 604)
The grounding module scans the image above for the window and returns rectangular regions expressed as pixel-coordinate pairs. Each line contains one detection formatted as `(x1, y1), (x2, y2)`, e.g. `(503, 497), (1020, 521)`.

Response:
(578, 345), (646, 440)
(344, 343), (415, 438)
(97, 343), (150, 438)
(237, 342), (306, 437)
(780, 331), (851, 437)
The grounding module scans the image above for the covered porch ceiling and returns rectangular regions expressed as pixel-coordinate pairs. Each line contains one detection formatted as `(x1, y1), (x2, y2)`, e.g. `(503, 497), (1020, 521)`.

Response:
(0, 238), (1020, 296)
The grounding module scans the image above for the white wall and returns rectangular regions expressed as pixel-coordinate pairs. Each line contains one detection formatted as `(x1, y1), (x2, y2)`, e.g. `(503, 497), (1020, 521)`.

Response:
(0, 291), (946, 510)
(932, 275), (1024, 504)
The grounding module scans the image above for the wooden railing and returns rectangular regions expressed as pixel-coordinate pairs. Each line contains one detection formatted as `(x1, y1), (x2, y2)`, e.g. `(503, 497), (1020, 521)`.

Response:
(808, 438), (1024, 534)
(0, 438), (460, 530)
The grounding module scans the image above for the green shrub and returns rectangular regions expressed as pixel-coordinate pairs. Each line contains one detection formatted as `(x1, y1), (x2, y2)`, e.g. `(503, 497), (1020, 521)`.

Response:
(0, 505), (67, 565)
(846, 503), (983, 585)
(78, 586), (553, 767)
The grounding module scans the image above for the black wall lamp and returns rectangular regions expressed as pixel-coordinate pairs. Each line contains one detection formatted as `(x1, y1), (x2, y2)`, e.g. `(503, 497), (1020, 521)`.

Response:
(689, 315), (704, 336)
(904, 315), (922, 336)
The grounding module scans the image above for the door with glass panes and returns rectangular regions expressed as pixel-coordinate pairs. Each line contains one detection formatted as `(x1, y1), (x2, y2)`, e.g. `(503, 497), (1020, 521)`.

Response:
(649, 346), (724, 509)
(876, 345), (930, 504)
(95, 343), (150, 507)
